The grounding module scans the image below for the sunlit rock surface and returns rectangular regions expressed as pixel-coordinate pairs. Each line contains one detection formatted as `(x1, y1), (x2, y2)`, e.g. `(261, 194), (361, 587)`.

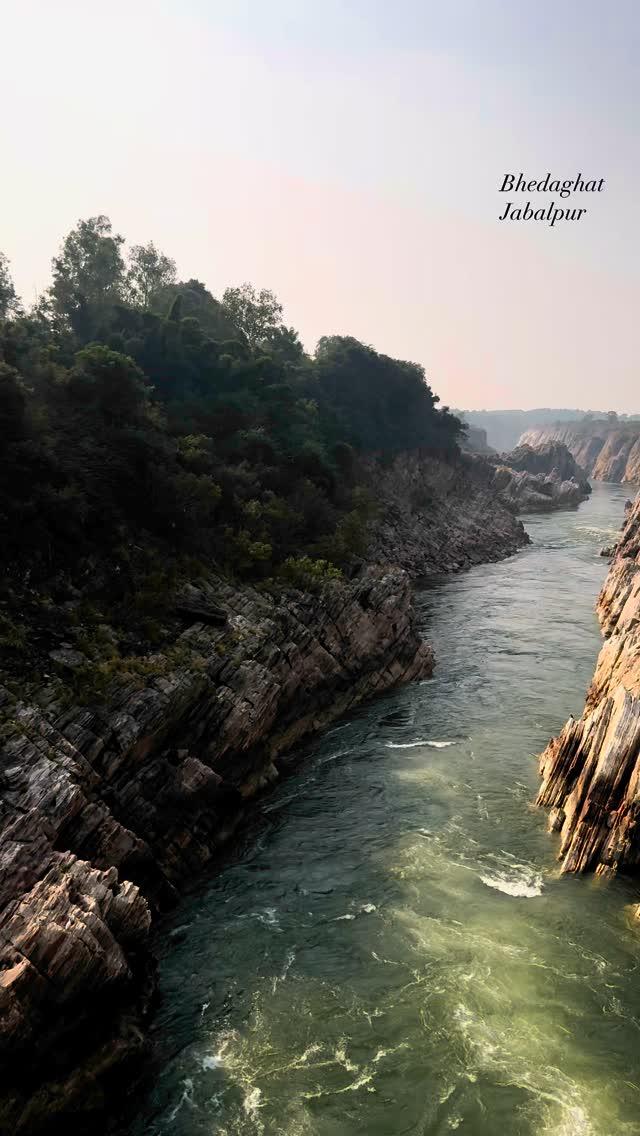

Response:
(521, 422), (640, 484)
(491, 442), (591, 514)
(537, 492), (640, 873)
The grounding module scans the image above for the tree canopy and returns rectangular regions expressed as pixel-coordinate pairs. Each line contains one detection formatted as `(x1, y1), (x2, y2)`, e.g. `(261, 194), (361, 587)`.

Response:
(0, 218), (463, 671)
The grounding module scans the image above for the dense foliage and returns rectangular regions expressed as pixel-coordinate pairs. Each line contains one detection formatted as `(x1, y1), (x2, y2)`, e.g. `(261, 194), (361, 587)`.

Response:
(0, 217), (463, 667)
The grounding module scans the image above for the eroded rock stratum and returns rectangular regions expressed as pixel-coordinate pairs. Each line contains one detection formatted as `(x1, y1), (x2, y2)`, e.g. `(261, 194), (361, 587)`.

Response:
(537, 492), (640, 874)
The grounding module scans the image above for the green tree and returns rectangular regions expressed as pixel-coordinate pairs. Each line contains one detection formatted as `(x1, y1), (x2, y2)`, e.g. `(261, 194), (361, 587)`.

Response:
(126, 241), (176, 308)
(68, 344), (153, 425)
(0, 363), (28, 441)
(151, 279), (238, 339)
(221, 283), (284, 350)
(49, 216), (125, 337)
(0, 253), (20, 319)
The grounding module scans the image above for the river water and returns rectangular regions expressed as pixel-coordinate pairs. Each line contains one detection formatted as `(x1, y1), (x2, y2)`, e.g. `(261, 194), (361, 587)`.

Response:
(131, 483), (640, 1136)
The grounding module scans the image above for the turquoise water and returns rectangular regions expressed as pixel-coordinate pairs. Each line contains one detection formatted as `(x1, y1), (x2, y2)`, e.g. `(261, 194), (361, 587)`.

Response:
(131, 483), (640, 1136)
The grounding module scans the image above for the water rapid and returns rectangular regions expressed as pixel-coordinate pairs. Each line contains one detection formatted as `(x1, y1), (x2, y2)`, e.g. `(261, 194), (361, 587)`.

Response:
(131, 483), (640, 1136)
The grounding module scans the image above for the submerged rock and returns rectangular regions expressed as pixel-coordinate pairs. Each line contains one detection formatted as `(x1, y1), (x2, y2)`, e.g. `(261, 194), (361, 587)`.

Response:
(536, 492), (640, 874)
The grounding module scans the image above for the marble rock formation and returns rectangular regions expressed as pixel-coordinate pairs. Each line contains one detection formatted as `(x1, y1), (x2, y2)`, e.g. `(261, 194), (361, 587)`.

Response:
(490, 442), (591, 514)
(521, 421), (640, 484)
(537, 492), (640, 873)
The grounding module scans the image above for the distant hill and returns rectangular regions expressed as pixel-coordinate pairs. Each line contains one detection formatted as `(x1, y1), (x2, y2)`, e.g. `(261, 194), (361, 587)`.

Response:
(456, 409), (640, 453)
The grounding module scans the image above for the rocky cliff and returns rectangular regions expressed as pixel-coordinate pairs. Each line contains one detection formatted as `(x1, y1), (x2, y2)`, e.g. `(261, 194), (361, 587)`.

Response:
(0, 566), (433, 1132)
(490, 442), (591, 514)
(364, 451), (528, 575)
(536, 492), (640, 873)
(459, 423), (496, 455)
(520, 421), (640, 484)
(0, 450), (529, 1133)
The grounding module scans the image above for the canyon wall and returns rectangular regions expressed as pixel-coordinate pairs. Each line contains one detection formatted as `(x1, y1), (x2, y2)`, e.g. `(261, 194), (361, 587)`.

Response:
(520, 421), (640, 484)
(537, 493), (640, 874)
(0, 566), (432, 1132)
(364, 451), (528, 574)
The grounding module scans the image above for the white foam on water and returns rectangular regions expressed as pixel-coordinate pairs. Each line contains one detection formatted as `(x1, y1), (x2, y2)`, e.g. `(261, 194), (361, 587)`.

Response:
(480, 871), (543, 897)
(450, 1000), (624, 1136)
(575, 525), (620, 539)
(335, 901), (376, 921)
(476, 793), (489, 820)
(386, 739), (457, 749)
(292, 1043), (323, 1066)
(271, 949), (296, 993)
(201, 1054), (223, 1071)
(334, 1040), (358, 1073)
(251, 907), (281, 929)
(373, 1043), (408, 1064)
(548, 1105), (594, 1136)
(281, 949), (295, 978)
(243, 1085), (265, 1132)
(168, 1077), (195, 1121)
(199, 1028), (238, 1078)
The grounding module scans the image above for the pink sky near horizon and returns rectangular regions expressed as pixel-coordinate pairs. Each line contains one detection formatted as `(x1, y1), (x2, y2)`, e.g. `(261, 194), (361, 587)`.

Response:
(1, 0), (638, 412)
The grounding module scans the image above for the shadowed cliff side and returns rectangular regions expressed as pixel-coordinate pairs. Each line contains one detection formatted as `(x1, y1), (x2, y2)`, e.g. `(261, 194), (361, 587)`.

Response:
(0, 565), (432, 1133)
(364, 451), (528, 574)
(536, 492), (640, 873)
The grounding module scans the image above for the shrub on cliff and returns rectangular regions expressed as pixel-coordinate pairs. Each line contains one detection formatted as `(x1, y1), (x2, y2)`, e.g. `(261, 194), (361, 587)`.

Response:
(277, 556), (343, 591)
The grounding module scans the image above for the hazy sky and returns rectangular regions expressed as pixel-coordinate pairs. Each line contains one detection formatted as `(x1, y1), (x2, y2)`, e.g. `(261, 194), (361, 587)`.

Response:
(2, 0), (638, 410)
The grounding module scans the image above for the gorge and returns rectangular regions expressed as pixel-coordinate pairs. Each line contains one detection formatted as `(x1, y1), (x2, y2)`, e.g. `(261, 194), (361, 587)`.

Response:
(2, 223), (640, 1136)
(0, 450), (528, 1133)
(126, 482), (640, 1136)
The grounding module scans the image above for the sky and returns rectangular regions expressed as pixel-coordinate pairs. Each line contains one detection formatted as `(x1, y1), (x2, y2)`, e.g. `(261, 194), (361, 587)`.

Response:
(1, 0), (638, 411)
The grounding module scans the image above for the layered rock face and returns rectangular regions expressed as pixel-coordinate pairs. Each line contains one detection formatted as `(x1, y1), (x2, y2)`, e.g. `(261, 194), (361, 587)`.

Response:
(0, 566), (432, 1131)
(364, 451), (529, 574)
(537, 493), (640, 873)
(490, 442), (591, 514)
(521, 421), (640, 484)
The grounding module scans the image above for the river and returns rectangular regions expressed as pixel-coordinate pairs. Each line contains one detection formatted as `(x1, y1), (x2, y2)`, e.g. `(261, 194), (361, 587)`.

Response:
(130, 482), (640, 1136)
